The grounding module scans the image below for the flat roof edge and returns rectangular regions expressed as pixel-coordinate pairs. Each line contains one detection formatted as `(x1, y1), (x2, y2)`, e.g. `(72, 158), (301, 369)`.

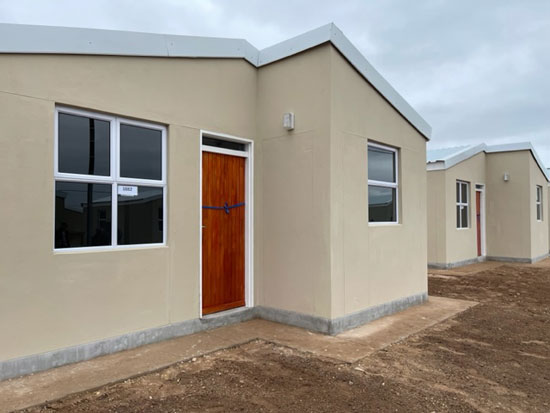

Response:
(427, 141), (549, 181)
(327, 25), (431, 139)
(0, 23), (259, 64)
(0, 22), (431, 139)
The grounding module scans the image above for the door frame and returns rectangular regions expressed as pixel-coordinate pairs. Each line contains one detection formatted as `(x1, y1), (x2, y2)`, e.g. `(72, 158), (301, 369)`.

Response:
(199, 130), (254, 318)
(475, 183), (486, 257)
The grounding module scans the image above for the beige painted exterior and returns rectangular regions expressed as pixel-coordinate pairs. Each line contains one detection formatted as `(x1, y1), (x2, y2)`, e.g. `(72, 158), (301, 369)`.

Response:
(427, 149), (549, 267)
(0, 44), (427, 365)
(427, 152), (486, 266)
(329, 48), (427, 317)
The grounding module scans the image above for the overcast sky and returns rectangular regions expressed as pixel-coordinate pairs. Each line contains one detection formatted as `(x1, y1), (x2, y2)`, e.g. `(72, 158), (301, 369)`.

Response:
(1, 0), (549, 166)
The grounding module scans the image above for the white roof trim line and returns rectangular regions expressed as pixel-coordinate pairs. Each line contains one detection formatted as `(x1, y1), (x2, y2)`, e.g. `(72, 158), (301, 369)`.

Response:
(427, 141), (550, 181)
(0, 22), (431, 140)
(427, 144), (486, 170)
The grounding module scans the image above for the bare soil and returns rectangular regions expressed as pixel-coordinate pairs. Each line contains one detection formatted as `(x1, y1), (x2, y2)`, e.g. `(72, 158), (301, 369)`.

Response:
(22, 264), (550, 412)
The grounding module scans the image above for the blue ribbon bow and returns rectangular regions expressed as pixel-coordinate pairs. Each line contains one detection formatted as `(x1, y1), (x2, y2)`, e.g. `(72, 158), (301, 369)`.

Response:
(202, 202), (245, 214)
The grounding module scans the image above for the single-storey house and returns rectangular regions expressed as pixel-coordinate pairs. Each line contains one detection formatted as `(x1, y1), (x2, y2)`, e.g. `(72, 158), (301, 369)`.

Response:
(427, 143), (549, 268)
(0, 23), (431, 380)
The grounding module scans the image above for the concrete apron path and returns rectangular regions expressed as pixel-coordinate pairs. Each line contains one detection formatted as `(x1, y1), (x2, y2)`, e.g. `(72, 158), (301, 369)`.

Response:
(0, 296), (476, 412)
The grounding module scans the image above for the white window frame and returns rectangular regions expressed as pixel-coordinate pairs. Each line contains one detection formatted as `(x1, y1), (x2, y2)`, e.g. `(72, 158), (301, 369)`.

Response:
(456, 180), (469, 229)
(536, 185), (543, 222)
(367, 142), (399, 225)
(54, 106), (167, 252)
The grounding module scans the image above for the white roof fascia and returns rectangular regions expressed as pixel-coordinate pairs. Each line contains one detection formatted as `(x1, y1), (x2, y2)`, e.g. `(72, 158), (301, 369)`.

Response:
(0, 22), (431, 139)
(257, 23), (333, 65)
(327, 24), (431, 140)
(427, 141), (550, 181)
(426, 160), (445, 171)
(427, 143), (486, 171)
(0, 23), (259, 65)
(486, 142), (550, 182)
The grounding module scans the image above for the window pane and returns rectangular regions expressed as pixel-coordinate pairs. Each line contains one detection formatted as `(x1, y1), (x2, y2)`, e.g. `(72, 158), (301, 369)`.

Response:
(456, 182), (460, 203)
(58, 113), (110, 176)
(461, 205), (468, 228)
(461, 182), (468, 203)
(456, 206), (461, 228)
(120, 124), (162, 180)
(368, 146), (395, 183)
(536, 187), (541, 202)
(368, 186), (396, 222)
(203, 136), (246, 151)
(118, 186), (163, 245)
(55, 181), (112, 248)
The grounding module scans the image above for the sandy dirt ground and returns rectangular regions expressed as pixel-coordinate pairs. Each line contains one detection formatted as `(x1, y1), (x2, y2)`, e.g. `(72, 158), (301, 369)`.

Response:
(21, 263), (550, 412)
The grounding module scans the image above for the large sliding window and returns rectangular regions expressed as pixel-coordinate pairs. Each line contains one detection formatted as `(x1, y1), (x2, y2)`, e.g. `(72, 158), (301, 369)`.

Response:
(54, 107), (166, 250)
(456, 180), (469, 229)
(536, 185), (543, 221)
(368, 143), (398, 223)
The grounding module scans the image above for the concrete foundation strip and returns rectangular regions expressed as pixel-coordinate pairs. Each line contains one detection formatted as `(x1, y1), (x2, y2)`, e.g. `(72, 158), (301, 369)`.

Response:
(0, 292), (427, 381)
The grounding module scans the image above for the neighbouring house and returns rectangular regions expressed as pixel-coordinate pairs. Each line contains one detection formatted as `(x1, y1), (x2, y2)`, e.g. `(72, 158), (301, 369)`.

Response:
(427, 143), (549, 268)
(0, 23), (431, 380)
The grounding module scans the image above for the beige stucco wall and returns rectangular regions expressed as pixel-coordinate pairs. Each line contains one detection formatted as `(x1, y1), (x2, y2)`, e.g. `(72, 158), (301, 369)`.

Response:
(485, 151), (532, 259)
(529, 157), (549, 258)
(0, 45), (428, 364)
(256, 45), (332, 318)
(439, 153), (487, 265)
(0, 55), (258, 362)
(428, 150), (549, 265)
(329, 47), (428, 318)
(427, 170), (447, 264)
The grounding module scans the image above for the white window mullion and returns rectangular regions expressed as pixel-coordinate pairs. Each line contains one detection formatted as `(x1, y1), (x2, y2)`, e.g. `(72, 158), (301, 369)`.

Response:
(111, 116), (119, 246)
(111, 183), (118, 247)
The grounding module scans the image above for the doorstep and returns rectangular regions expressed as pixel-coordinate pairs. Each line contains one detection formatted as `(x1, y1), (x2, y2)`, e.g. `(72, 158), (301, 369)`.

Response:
(0, 296), (476, 413)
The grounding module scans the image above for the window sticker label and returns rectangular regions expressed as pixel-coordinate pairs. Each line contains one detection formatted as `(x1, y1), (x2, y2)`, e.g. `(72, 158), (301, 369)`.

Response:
(118, 185), (138, 197)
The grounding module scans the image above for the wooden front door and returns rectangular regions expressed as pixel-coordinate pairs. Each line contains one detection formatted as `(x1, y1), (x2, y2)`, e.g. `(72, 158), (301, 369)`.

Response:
(202, 151), (246, 315)
(476, 191), (482, 257)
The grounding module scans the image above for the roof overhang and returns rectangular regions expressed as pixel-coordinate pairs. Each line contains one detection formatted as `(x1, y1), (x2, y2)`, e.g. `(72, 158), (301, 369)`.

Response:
(427, 142), (550, 182)
(0, 22), (431, 140)
(427, 143), (486, 171)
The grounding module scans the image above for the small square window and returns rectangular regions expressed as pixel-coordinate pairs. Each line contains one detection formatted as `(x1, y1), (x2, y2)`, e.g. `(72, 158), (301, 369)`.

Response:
(118, 186), (164, 245)
(120, 124), (162, 181)
(55, 181), (112, 248)
(58, 113), (110, 176)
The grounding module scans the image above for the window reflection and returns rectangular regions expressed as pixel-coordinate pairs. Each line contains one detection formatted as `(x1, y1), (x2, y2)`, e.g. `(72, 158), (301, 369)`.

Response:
(368, 186), (396, 222)
(368, 147), (395, 183)
(55, 182), (112, 248)
(118, 186), (163, 245)
(120, 124), (162, 180)
(58, 113), (110, 176)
